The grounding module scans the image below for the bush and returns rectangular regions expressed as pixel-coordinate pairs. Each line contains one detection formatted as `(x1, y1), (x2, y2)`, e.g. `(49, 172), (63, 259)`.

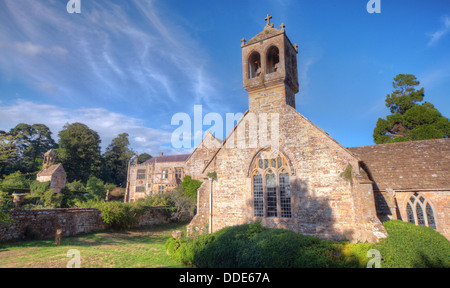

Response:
(166, 220), (450, 268)
(181, 176), (202, 200)
(77, 200), (138, 230)
(0, 191), (13, 210)
(66, 180), (86, 193)
(0, 171), (31, 192)
(41, 189), (63, 208)
(375, 220), (450, 268)
(86, 176), (106, 200)
(0, 211), (13, 225)
(30, 181), (51, 196)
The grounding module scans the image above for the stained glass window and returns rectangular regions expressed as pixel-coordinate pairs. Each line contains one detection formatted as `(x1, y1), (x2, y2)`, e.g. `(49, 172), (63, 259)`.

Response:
(426, 203), (436, 230)
(266, 171), (277, 217)
(407, 193), (436, 230)
(407, 203), (415, 224)
(280, 173), (291, 218)
(253, 173), (264, 217)
(416, 203), (425, 226)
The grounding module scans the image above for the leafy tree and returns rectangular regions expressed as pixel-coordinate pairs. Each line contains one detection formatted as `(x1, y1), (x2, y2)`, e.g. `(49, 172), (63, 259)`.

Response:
(102, 133), (134, 187)
(57, 123), (102, 183)
(8, 123), (57, 173)
(373, 74), (450, 144)
(137, 153), (152, 164)
(0, 131), (21, 176)
(86, 176), (106, 200)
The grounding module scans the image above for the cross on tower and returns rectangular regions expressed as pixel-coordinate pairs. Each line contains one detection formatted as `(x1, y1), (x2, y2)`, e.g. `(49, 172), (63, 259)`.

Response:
(265, 14), (273, 26)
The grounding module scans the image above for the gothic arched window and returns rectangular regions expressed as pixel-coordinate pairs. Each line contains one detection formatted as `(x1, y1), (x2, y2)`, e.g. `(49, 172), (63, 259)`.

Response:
(266, 46), (280, 74)
(248, 52), (261, 79)
(251, 149), (292, 218)
(406, 193), (437, 230)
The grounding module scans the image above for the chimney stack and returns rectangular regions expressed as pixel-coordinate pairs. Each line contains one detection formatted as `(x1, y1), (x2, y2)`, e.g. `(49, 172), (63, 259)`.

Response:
(159, 152), (164, 157)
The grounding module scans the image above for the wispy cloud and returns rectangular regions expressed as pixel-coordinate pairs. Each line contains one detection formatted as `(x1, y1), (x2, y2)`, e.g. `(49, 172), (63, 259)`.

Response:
(427, 15), (450, 46)
(0, 99), (187, 156)
(0, 0), (222, 113)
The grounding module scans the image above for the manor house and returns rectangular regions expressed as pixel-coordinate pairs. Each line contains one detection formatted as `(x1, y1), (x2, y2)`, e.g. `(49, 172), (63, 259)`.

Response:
(125, 16), (449, 242)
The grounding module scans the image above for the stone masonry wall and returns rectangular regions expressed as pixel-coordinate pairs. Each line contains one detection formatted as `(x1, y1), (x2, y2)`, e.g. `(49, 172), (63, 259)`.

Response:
(188, 104), (387, 243)
(0, 207), (171, 242)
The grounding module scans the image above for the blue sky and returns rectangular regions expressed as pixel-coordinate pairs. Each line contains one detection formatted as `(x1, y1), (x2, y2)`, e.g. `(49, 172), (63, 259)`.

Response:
(0, 0), (449, 156)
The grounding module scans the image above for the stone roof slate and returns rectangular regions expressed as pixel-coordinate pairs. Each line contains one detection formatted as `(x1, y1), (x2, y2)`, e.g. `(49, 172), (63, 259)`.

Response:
(244, 27), (284, 46)
(37, 164), (64, 177)
(348, 138), (450, 191)
(143, 154), (190, 165)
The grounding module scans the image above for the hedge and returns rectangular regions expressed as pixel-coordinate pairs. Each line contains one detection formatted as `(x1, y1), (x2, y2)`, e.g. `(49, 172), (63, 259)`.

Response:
(166, 220), (450, 268)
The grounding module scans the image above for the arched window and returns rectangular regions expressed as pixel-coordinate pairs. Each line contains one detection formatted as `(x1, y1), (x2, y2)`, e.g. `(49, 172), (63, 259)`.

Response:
(266, 46), (280, 74)
(406, 193), (436, 230)
(251, 148), (292, 218)
(248, 52), (261, 79)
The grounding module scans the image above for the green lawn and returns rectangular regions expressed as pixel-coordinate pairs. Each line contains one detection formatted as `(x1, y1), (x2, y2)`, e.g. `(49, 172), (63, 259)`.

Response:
(0, 222), (189, 268)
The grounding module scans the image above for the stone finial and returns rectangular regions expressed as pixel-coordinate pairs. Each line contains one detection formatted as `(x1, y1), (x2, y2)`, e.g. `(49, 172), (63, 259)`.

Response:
(280, 23), (286, 30)
(241, 38), (246, 47)
(294, 44), (299, 53)
(265, 14), (274, 28)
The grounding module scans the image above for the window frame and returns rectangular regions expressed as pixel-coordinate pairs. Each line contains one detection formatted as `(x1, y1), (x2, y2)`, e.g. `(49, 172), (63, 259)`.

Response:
(406, 193), (437, 230)
(251, 150), (292, 219)
(136, 169), (146, 180)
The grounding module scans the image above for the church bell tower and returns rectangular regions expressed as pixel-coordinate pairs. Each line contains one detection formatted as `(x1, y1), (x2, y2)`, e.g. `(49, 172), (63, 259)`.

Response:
(241, 15), (299, 112)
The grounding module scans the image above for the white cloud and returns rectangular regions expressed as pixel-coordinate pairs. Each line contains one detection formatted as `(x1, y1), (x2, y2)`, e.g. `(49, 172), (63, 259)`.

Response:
(13, 42), (67, 57)
(0, 0), (222, 112)
(0, 99), (189, 156)
(427, 15), (450, 47)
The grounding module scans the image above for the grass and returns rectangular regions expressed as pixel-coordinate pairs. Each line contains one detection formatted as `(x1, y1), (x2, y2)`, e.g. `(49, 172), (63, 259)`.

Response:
(0, 222), (190, 268)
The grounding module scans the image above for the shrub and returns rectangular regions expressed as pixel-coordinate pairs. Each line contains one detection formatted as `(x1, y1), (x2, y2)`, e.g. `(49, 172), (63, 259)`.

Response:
(374, 220), (450, 268)
(181, 176), (202, 200)
(0, 191), (13, 210)
(66, 180), (86, 193)
(41, 189), (63, 208)
(78, 200), (138, 230)
(0, 211), (13, 226)
(166, 220), (450, 268)
(0, 171), (31, 192)
(30, 181), (51, 196)
(86, 176), (106, 200)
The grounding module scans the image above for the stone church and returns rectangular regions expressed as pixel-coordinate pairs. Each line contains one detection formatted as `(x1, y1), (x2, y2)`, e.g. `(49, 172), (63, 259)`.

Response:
(127, 16), (449, 242)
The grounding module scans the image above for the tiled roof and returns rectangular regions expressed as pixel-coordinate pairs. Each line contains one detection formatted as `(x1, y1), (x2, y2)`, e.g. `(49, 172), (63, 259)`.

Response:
(37, 164), (64, 177)
(348, 138), (450, 191)
(143, 154), (190, 165)
(244, 27), (284, 46)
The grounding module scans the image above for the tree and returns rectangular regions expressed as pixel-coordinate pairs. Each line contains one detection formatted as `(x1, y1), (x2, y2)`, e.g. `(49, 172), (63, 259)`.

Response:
(373, 74), (450, 144)
(102, 133), (134, 187)
(137, 153), (152, 164)
(9, 123), (57, 172)
(0, 131), (21, 176)
(57, 123), (102, 183)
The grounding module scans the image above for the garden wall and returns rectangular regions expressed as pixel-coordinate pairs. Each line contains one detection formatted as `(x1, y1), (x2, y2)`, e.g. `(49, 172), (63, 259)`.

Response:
(0, 207), (171, 242)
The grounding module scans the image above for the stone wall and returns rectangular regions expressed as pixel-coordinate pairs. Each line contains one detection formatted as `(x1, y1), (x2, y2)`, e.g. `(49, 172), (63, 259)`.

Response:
(187, 104), (388, 243)
(371, 191), (450, 240)
(0, 207), (171, 242)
